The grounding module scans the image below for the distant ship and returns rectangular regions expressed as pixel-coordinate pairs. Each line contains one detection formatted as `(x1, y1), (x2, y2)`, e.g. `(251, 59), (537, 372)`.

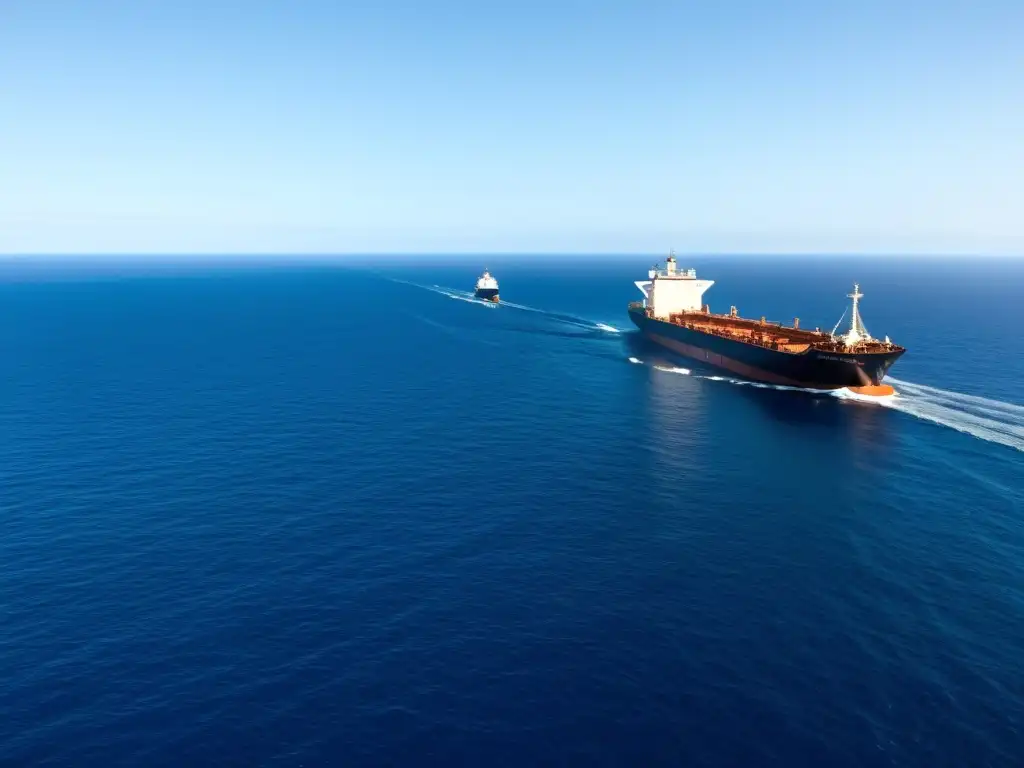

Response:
(628, 252), (905, 396)
(474, 269), (500, 302)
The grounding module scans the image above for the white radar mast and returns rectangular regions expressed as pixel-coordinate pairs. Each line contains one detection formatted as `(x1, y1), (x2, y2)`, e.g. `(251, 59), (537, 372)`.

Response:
(840, 283), (871, 347)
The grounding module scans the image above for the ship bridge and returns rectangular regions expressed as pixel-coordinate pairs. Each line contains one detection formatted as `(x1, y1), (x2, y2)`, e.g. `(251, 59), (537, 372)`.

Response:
(476, 270), (498, 290)
(634, 251), (714, 319)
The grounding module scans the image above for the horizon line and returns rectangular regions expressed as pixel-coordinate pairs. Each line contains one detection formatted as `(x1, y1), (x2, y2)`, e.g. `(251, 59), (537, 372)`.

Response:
(1, 250), (1022, 259)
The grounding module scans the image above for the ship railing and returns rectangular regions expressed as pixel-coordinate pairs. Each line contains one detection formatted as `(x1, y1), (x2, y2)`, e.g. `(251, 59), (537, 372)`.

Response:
(650, 268), (698, 279)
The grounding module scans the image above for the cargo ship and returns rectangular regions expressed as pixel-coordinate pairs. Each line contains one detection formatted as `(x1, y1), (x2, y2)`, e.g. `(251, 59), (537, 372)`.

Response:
(474, 269), (500, 302)
(627, 253), (905, 396)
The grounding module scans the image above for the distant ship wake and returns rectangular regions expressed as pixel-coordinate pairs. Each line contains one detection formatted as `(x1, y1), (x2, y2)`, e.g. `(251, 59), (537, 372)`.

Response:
(391, 278), (624, 335)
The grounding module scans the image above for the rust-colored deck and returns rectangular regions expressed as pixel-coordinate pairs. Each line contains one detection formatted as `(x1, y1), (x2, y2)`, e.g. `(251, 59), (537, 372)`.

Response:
(629, 302), (903, 356)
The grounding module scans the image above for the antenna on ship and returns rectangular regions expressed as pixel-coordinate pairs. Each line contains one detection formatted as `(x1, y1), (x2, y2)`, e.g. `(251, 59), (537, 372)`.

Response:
(850, 283), (869, 337)
(841, 283), (871, 346)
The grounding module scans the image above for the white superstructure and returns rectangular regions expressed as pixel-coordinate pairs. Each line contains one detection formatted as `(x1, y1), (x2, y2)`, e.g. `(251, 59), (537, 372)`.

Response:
(634, 251), (714, 319)
(475, 270), (499, 291)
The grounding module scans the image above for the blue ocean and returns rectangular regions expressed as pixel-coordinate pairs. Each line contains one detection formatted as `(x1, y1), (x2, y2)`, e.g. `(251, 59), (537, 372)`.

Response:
(1, 255), (1022, 767)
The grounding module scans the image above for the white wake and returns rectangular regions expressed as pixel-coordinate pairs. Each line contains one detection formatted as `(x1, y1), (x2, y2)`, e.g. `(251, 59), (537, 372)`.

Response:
(629, 360), (1024, 452)
(427, 284), (498, 307)
(881, 378), (1024, 452)
(390, 278), (623, 334)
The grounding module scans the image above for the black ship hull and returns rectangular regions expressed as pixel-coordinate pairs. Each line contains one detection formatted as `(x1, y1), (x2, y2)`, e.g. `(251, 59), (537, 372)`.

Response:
(628, 306), (903, 390)
(475, 288), (499, 302)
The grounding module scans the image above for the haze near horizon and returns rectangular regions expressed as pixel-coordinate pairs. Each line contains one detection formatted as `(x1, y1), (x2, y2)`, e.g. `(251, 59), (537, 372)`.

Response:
(2, 0), (1022, 256)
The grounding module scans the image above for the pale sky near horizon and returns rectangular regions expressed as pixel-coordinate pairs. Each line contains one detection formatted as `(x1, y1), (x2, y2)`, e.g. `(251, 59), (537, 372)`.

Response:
(2, 0), (1022, 256)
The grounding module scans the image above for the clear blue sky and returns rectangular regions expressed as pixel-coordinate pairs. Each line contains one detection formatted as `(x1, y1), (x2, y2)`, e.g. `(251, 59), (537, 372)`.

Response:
(2, 0), (1022, 255)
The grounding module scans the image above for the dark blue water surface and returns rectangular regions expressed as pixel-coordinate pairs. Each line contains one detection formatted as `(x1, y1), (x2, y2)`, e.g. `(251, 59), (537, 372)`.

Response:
(1, 255), (1022, 767)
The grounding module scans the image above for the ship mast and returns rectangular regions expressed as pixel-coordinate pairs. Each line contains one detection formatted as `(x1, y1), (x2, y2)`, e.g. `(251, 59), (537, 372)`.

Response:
(841, 283), (870, 347)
